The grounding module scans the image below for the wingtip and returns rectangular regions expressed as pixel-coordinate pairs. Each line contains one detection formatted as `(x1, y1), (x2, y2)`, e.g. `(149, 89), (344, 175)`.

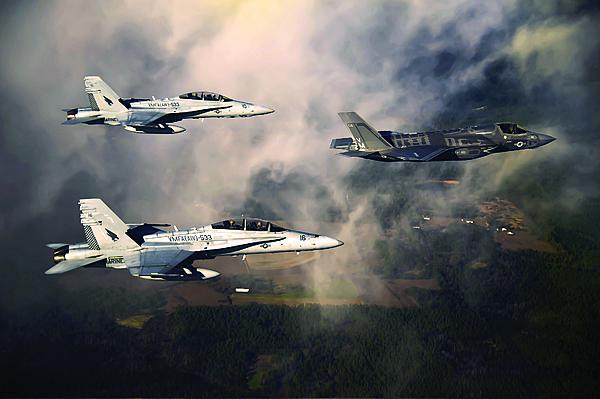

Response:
(44, 265), (61, 275)
(46, 243), (68, 249)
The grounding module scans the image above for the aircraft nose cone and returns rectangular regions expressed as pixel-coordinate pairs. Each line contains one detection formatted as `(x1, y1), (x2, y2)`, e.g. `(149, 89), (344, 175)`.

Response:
(537, 133), (556, 147)
(253, 105), (275, 115)
(320, 236), (344, 249)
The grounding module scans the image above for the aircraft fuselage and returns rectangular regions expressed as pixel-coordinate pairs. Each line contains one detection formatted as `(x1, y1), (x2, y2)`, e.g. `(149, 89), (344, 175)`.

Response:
(47, 206), (342, 282)
(331, 113), (556, 162)
(64, 77), (274, 134)
(373, 124), (555, 162)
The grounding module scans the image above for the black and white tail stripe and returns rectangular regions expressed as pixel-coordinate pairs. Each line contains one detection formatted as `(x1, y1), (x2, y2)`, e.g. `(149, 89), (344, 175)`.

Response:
(83, 225), (100, 250)
(88, 93), (99, 111)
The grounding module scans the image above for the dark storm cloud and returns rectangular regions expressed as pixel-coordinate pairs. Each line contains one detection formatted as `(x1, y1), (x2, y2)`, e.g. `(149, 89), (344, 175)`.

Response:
(239, 166), (344, 223)
(0, 2), (190, 307)
(342, 1), (600, 219)
(0, 0), (599, 311)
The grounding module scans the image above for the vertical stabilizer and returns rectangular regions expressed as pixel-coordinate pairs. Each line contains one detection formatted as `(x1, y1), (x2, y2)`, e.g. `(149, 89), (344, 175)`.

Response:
(84, 76), (127, 112)
(79, 198), (138, 250)
(338, 112), (392, 150)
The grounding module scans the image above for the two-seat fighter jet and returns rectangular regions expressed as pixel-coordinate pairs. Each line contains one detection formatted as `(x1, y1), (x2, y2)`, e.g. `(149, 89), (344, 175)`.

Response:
(330, 112), (555, 162)
(63, 76), (274, 134)
(45, 199), (343, 281)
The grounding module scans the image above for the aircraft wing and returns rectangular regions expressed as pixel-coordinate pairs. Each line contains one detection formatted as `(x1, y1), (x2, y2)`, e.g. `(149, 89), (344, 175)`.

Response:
(338, 146), (451, 162)
(129, 249), (196, 277)
(130, 237), (285, 277)
(45, 257), (105, 275)
(148, 106), (232, 125)
(383, 146), (450, 161)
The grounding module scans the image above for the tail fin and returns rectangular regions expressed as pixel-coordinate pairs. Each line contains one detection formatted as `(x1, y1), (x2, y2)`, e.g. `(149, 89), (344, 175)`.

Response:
(79, 199), (138, 250)
(338, 112), (392, 150)
(84, 76), (127, 112)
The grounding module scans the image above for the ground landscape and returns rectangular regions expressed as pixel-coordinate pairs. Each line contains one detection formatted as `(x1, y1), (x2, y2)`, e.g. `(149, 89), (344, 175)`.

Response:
(111, 195), (559, 316)
(1, 1), (599, 397)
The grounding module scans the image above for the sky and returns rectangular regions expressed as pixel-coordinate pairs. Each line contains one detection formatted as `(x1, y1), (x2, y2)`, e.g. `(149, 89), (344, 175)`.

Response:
(0, 0), (599, 308)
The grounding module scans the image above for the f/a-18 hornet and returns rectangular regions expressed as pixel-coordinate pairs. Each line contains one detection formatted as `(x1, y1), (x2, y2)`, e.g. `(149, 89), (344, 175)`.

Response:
(330, 112), (555, 162)
(63, 76), (274, 134)
(45, 199), (343, 281)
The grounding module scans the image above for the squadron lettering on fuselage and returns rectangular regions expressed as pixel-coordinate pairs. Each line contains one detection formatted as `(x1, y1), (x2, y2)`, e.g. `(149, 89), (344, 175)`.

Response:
(392, 134), (431, 148)
(444, 137), (486, 147)
(168, 234), (212, 242)
(106, 256), (124, 265)
(147, 102), (180, 108)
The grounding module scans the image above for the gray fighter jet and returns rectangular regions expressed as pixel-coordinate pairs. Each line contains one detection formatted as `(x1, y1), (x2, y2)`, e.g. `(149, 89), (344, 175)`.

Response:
(45, 199), (343, 281)
(330, 112), (555, 162)
(63, 76), (274, 134)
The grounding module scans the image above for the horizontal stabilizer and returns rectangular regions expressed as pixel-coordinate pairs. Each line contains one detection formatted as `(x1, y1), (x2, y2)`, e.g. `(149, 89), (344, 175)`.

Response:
(45, 257), (104, 275)
(338, 150), (374, 158)
(337, 150), (398, 162)
(46, 243), (69, 249)
(330, 137), (354, 150)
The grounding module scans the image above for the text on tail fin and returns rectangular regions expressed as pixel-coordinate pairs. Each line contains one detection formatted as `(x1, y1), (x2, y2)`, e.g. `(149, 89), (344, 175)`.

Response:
(84, 76), (127, 112)
(79, 198), (138, 250)
(338, 112), (391, 150)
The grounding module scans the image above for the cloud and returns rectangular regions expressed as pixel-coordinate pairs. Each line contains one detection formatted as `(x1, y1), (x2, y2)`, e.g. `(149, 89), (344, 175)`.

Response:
(0, 0), (598, 309)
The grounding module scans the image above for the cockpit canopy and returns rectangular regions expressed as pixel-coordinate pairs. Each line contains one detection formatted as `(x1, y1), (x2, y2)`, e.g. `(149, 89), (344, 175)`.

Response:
(179, 91), (233, 102)
(211, 218), (286, 232)
(496, 123), (528, 135)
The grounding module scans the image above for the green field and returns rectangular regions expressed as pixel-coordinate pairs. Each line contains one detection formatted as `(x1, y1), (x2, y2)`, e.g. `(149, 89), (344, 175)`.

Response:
(248, 368), (267, 390)
(231, 279), (359, 305)
(116, 314), (154, 329)
(315, 279), (359, 299)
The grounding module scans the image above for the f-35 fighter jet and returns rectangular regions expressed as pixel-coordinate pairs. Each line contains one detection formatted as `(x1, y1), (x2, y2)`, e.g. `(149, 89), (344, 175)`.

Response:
(45, 199), (343, 281)
(330, 112), (555, 162)
(63, 76), (274, 134)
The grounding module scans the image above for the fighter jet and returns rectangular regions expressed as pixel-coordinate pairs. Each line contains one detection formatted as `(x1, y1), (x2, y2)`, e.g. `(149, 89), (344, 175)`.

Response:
(63, 76), (274, 134)
(45, 199), (343, 281)
(330, 112), (555, 162)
